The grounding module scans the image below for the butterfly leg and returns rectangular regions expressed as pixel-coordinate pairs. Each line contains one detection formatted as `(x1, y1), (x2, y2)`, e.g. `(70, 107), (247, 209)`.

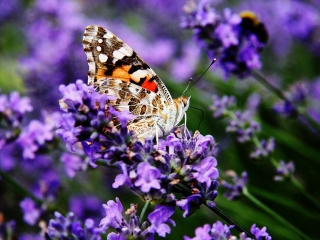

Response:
(155, 123), (159, 149)
(183, 112), (191, 139)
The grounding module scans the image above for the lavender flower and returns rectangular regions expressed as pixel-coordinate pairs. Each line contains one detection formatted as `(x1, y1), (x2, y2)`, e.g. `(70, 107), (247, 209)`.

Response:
(273, 82), (308, 118)
(47, 212), (103, 239)
(21, 0), (88, 110)
(17, 120), (54, 159)
(182, 1), (268, 78)
(60, 152), (88, 178)
(185, 221), (272, 240)
(274, 160), (295, 181)
(250, 138), (275, 159)
(58, 81), (220, 212)
(226, 110), (260, 143)
(221, 171), (248, 200)
(0, 91), (33, 148)
(148, 204), (176, 237)
(210, 95), (236, 118)
(249, 224), (272, 240)
(99, 198), (153, 239)
(19, 198), (41, 225)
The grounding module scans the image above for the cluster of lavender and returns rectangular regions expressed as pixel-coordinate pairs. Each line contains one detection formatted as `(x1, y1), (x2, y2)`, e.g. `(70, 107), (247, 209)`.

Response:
(181, 0), (268, 78)
(210, 94), (275, 159)
(55, 80), (225, 238)
(185, 221), (271, 240)
(2, 0), (320, 239)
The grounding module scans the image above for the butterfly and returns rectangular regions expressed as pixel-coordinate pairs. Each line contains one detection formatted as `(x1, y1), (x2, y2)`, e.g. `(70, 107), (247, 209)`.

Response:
(82, 25), (190, 142)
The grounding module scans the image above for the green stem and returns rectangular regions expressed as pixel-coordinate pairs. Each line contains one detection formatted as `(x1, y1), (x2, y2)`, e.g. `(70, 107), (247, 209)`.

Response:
(290, 176), (320, 212)
(204, 203), (255, 238)
(244, 188), (312, 240)
(0, 168), (43, 205)
(139, 199), (151, 222)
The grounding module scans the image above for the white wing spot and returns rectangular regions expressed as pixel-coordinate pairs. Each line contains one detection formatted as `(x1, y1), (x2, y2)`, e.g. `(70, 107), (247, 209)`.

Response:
(99, 53), (108, 63)
(131, 69), (150, 83)
(98, 39), (103, 43)
(96, 46), (102, 51)
(119, 45), (133, 56)
(103, 31), (113, 39)
(113, 50), (125, 61)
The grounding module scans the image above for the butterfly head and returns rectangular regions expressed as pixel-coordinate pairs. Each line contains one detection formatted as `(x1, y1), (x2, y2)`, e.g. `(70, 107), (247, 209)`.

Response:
(173, 96), (191, 126)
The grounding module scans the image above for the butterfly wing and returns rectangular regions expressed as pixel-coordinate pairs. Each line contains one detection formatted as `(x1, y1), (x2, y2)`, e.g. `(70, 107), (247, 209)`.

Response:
(82, 25), (173, 105)
(82, 25), (174, 141)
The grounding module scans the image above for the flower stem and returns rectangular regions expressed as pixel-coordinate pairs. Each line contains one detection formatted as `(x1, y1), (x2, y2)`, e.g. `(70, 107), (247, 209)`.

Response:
(139, 199), (151, 222)
(244, 188), (312, 240)
(0, 168), (43, 205)
(251, 70), (320, 137)
(204, 203), (255, 238)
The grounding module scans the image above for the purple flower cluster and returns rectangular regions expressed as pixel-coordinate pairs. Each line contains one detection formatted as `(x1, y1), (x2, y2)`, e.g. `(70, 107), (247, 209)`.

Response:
(99, 198), (175, 238)
(210, 94), (275, 159)
(0, 91), (33, 147)
(221, 171), (248, 200)
(47, 212), (103, 239)
(274, 160), (295, 181)
(181, 0), (268, 78)
(250, 138), (275, 159)
(273, 82), (308, 118)
(21, 0), (89, 110)
(184, 220), (272, 240)
(57, 80), (220, 230)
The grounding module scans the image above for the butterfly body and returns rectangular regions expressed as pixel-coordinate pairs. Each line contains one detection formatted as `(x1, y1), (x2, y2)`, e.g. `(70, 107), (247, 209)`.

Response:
(83, 25), (190, 142)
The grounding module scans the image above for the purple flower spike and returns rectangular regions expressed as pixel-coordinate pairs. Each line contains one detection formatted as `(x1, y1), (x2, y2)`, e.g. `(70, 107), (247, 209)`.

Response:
(221, 171), (248, 200)
(250, 138), (275, 159)
(182, 2), (268, 78)
(47, 211), (103, 239)
(274, 160), (295, 181)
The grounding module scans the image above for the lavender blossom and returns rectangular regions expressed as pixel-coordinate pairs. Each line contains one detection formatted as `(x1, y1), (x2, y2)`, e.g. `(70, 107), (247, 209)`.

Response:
(210, 95), (236, 118)
(19, 198), (41, 226)
(21, 0), (88, 110)
(273, 82), (308, 118)
(60, 152), (88, 178)
(185, 221), (272, 240)
(226, 110), (261, 143)
(47, 212), (103, 239)
(274, 160), (295, 181)
(221, 171), (248, 200)
(99, 198), (153, 239)
(182, 1), (268, 78)
(250, 138), (275, 159)
(0, 91), (33, 148)
(57, 81), (220, 212)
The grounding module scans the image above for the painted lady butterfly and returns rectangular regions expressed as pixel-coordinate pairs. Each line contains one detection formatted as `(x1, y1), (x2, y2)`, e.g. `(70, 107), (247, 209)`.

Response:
(83, 25), (190, 142)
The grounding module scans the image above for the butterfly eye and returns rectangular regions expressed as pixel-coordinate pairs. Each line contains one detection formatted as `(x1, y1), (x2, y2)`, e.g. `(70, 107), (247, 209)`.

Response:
(182, 96), (191, 109)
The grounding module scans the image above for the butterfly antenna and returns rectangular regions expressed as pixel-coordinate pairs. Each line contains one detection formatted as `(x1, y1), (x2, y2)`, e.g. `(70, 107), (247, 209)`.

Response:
(182, 77), (193, 97)
(182, 58), (217, 97)
(189, 106), (204, 130)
